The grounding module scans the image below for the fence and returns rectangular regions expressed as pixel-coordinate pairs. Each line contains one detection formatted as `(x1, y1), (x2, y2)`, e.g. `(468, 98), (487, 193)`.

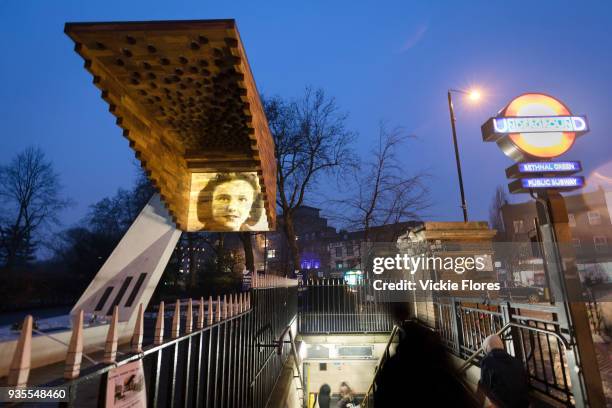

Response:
(432, 298), (574, 405)
(5, 273), (298, 408)
(297, 278), (394, 334)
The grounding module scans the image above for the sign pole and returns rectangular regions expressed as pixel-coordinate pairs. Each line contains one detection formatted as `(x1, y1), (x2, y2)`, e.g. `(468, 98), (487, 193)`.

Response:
(534, 190), (604, 407)
(447, 90), (469, 222)
(481, 93), (605, 406)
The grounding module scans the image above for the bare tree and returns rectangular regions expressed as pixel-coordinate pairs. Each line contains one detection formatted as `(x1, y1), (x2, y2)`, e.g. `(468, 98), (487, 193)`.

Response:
(332, 123), (429, 242)
(86, 166), (155, 238)
(264, 88), (355, 274)
(489, 185), (509, 238)
(0, 147), (70, 270)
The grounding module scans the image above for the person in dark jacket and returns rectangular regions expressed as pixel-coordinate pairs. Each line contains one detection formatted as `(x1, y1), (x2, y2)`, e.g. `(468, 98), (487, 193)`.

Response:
(478, 334), (530, 408)
(315, 384), (331, 408)
(374, 320), (479, 407)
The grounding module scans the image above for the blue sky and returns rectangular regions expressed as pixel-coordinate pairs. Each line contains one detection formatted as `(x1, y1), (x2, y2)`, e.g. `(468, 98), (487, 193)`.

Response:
(1, 0), (612, 230)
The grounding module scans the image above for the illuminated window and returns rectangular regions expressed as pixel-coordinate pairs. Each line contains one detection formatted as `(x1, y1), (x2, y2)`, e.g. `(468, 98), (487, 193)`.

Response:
(335, 247), (342, 257)
(314, 261), (320, 269)
(267, 249), (276, 259)
(336, 262), (343, 269)
(568, 213), (576, 227)
(594, 236), (607, 252)
(588, 211), (601, 225)
(513, 220), (524, 233)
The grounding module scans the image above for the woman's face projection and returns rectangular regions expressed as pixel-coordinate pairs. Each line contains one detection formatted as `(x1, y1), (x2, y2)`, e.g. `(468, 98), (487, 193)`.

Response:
(211, 179), (255, 230)
(188, 172), (268, 232)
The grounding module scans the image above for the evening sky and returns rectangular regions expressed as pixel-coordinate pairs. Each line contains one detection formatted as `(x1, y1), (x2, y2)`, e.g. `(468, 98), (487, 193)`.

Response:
(1, 0), (611, 232)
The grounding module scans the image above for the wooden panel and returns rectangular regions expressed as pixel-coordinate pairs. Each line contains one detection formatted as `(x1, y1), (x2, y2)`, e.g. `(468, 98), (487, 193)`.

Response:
(65, 19), (276, 231)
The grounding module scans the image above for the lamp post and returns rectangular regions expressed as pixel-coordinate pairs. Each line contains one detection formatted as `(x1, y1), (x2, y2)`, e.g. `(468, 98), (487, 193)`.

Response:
(447, 88), (480, 222)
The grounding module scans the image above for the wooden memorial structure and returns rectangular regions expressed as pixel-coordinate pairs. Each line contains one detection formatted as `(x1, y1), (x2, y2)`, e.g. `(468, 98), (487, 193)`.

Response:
(65, 19), (276, 231)
(65, 20), (276, 325)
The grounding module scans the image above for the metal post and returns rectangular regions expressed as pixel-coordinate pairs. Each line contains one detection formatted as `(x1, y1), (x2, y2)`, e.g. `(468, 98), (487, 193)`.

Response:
(447, 90), (468, 222)
(450, 298), (462, 356)
(535, 190), (605, 406)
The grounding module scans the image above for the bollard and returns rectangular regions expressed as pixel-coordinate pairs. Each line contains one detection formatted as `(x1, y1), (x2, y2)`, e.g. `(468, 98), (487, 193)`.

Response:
(8, 315), (33, 387)
(154, 301), (165, 345)
(64, 310), (84, 379)
(131, 304), (144, 353)
(104, 307), (119, 364)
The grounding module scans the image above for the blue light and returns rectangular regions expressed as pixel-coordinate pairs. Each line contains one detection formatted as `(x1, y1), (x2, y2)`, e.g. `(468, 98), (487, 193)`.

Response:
(521, 177), (584, 189)
(301, 258), (320, 270)
(518, 161), (581, 173)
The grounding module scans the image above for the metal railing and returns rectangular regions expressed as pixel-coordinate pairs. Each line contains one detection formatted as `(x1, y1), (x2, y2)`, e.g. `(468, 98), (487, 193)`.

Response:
(361, 308), (575, 407)
(360, 324), (401, 407)
(432, 298), (574, 405)
(297, 278), (394, 334)
(250, 282), (298, 408)
(7, 273), (298, 408)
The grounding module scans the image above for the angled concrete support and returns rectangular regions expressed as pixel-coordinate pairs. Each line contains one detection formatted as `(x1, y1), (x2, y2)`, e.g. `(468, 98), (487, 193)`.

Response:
(71, 194), (182, 324)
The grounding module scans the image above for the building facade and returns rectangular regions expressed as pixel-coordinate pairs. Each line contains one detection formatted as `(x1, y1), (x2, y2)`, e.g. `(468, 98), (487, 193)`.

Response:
(500, 187), (612, 283)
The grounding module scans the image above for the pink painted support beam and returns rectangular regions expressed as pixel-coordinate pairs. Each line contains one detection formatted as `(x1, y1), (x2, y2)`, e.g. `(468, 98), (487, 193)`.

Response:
(215, 296), (221, 323)
(228, 294), (234, 318)
(64, 310), (84, 380)
(208, 296), (214, 326)
(171, 299), (181, 339)
(131, 304), (144, 353)
(8, 315), (33, 387)
(154, 301), (165, 345)
(222, 295), (228, 320)
(104, 307), (119, 364)
(197, 297), (205, 330)
(186, 298), (193, 334)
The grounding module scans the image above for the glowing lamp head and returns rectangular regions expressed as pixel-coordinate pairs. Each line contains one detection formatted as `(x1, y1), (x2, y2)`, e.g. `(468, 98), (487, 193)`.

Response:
(468, 90), (481, 102)
(496, 93), (579, 161)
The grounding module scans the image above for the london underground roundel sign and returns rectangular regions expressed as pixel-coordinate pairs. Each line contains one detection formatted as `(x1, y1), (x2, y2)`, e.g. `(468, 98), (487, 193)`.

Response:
(481, 93), (588, 162)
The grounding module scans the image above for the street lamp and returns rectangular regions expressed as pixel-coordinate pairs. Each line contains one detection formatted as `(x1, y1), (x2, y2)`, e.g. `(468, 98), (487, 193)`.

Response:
(447, 88), (481, 222)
